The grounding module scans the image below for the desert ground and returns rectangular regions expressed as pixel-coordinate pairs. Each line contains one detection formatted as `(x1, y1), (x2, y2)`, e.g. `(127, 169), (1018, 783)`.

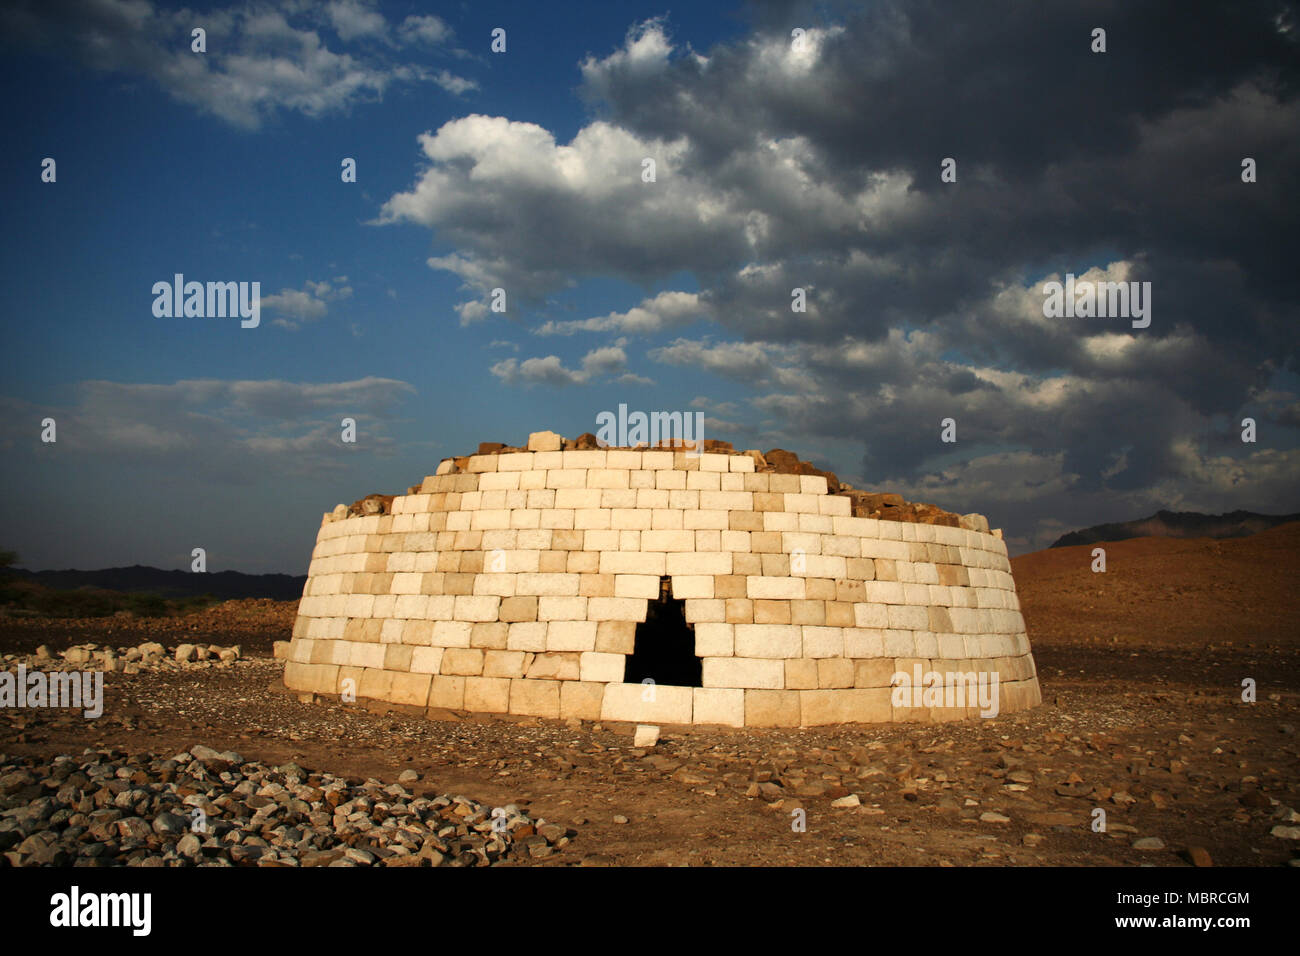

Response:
(2, 525), (1297, 867)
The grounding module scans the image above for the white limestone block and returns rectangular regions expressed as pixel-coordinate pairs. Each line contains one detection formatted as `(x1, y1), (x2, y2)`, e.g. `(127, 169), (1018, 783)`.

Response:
(864, 581), (905, 604)
(538, 596), (588, 621)
(431, 621), (473, 648)
(701, 657), (784, 689)
(563, 450), (608, 469)
(655, 470), (687, 490)
(555, 488), (602, 509)
(574, 509), (613, 530)
(498, 452), (538, 472)
(599, 551), (666, 575)
(682, 510), (729, 530)
(585, 597), (649, 622)
(692, 688), (744, 726)
(686, 470), (722, 491)
(746, 576), (805, 600)
(515, 572), (581, 596)
(666, 551), (732, 575)
(734, 623), (801, 658)
(668, 575), (713, 598)
(528, 430), (563, 451)
(600, 683), (693, 724)
(615, 574), (661, 599)
(802, 626), (845, 658)
(844, 627), (886, 657)
(683, 599), (726, 623)
(546, 620), (598, 651)
(453, 595), (500, 621)
(580, 651), (626, 683)
(506, 621), (548, 651)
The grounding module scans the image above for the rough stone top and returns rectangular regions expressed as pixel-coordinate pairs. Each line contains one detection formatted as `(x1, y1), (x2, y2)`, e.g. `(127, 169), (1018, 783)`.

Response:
(328, 429), (997, 536)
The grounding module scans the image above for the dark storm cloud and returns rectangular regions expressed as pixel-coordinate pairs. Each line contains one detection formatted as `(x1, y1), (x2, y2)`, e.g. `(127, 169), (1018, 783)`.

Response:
(378, 2), (1300, 547)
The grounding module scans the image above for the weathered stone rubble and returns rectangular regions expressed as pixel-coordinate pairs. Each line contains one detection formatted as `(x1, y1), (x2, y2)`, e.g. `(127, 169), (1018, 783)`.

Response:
(0, 748), (575, 867)
(331, 433), (993, 535)
(2, 642), (243, 675)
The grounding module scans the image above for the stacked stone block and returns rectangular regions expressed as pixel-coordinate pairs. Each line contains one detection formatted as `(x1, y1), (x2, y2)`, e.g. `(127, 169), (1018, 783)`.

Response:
(283, 444), (1041, 727)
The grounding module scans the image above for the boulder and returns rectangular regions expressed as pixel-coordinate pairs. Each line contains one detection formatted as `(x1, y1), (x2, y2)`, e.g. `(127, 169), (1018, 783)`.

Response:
(527, 431), (563, 452)
(765, 449), (801, 474)
(352, 494), (395, 516)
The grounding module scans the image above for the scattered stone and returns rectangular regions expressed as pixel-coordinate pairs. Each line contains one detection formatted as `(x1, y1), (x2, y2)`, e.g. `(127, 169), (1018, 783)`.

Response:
(3, 640), (248, 675)
(1132, 837), (1166, 850)
(831, 794), (861, 808)
(979, 812), (1011, 824)
(1184, 846), (1213, 867)
(633, 725), (660, 748)
(0, 749), (573, 868)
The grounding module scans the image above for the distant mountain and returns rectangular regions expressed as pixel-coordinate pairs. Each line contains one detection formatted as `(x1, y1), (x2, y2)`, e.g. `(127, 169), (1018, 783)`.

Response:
(5, 564), (306, 601)
(1050, 510), (1300, 548)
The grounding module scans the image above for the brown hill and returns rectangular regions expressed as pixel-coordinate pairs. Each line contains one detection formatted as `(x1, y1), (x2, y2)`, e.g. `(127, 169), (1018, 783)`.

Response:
(1012, 521), (1300, 647)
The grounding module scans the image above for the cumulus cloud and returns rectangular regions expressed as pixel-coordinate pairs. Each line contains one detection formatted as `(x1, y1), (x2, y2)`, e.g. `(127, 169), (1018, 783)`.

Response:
(373, 4), (1300, 546)
(263, 279), (352, 329)
(325, 0), (385, 41)
(535, 291), (708, 336)
(489, 347), (631, 387)
(399, 15), (453, 46)
(432, 70), (477, 95)
(1, 0), (475, 128)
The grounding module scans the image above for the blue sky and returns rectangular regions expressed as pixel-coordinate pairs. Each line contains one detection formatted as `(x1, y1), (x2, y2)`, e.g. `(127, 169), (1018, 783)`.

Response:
(1, 0), (1297, 573)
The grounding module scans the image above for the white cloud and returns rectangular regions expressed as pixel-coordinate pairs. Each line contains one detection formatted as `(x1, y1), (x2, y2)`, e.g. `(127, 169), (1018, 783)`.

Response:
(399, 14), (452, 46)
(263, 279), (352, 329)
(489, 347), (629, 387)
(326, 0), (386, 41)
(534, 290), (707, 336)
(3, 0), (475, 128)
(432, 69), (477, 95)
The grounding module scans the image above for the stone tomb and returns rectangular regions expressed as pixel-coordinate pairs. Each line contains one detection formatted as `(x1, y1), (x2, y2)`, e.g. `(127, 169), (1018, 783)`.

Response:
(282, 435), (1041, 727)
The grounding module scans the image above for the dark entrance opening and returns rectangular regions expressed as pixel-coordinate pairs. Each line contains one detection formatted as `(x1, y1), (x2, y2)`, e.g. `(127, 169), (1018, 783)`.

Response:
(624, 577), (702, 688)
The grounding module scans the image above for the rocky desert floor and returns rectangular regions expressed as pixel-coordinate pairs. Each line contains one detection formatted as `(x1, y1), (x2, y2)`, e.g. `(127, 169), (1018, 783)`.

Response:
(2, 525), (1297, 867)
